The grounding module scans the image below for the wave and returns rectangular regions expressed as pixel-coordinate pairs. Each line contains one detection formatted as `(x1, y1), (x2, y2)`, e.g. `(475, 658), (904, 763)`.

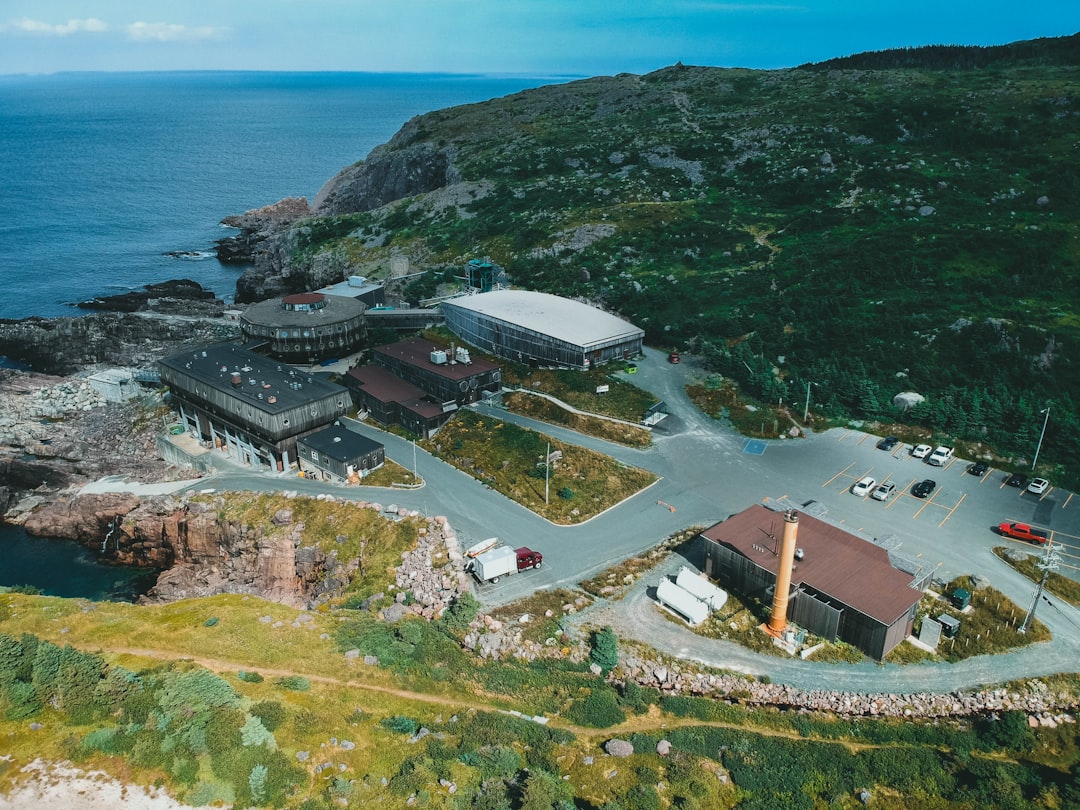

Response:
(165, 250), (216, 261)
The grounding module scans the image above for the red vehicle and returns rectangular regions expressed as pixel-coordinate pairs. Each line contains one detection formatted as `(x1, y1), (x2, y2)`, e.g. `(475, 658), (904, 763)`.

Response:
(997, 522), (1050, 545)
(668, 352), (681, 364)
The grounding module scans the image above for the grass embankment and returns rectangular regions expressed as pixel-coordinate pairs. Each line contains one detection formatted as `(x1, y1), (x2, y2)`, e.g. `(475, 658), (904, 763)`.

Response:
(356, 458), (421, 488)
(502, 364), (659, 424)
(993, 546), (1080, 607)
(502, 391), (653, 448)
(422, 410), (657, 524)
(685, 376), (807, 439)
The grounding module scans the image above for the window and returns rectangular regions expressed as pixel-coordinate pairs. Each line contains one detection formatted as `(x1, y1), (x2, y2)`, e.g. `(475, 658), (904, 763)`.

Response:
(310, 450), (319, 461)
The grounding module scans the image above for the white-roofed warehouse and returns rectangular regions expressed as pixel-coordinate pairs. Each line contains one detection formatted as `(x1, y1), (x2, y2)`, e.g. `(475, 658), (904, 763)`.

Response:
(440, 290), (644, 370)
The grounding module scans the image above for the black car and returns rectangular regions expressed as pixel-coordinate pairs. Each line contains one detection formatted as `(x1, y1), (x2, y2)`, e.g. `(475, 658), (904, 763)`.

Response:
(1006, 472), (1029, 488)
(876, 436), (899, 451)
(912, 479), (937, 498)
(968, 461), (989, 477)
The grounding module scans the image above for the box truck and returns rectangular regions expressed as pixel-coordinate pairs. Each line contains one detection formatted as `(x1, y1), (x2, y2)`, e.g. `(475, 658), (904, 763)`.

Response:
(468, 545), (543, 584)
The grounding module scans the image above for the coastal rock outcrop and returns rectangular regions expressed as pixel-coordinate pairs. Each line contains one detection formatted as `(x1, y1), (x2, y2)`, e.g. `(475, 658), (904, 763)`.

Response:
(76, 279), (224, 316)
(311, 136), (456, 216)
(0, 313), (240, 376)
(222, 133), (458, 302)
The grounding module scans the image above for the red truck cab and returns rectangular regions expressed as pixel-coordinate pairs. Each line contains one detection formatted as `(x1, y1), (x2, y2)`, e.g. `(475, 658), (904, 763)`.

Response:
(998, 522), (1049, 544)
(514, 547), (543, 570)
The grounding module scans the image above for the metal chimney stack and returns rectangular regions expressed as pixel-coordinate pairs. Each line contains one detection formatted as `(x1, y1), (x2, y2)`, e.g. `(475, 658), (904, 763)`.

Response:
(767, 509), (800, 634)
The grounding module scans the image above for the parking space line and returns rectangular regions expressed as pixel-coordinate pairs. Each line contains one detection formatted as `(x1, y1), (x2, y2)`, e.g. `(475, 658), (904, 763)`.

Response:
(822, 461), (856, 488)
(856, 433), (870, 446)
(977, 467), (995, 483)
(887, 478), (916, 509)
(938, 492), (966, 527)
(1062, 492), (1074, 510)
(836, 430), (855, 442)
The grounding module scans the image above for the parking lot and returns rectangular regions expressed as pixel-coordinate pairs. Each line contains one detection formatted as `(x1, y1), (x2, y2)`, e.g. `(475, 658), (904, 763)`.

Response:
(818, 431), (1080, 580)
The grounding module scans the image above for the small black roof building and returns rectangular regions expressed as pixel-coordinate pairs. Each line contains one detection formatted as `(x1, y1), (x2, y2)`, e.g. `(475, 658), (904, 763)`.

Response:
(297, 423), (385, 483)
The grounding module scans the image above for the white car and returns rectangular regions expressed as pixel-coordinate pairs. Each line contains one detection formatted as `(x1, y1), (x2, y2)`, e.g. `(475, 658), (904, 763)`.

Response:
(852, 476), (876, 497)
(1027, 478), (1050, 495)
(912, 444), (932, 459)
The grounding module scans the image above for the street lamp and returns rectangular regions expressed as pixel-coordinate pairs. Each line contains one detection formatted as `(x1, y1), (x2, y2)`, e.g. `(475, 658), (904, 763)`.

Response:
(802, 381), (818, 423)
(1032, 405), (1051, 471)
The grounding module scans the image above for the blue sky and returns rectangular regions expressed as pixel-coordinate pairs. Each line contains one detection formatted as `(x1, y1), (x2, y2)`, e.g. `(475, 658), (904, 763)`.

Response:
(1, 1), (1077, 76)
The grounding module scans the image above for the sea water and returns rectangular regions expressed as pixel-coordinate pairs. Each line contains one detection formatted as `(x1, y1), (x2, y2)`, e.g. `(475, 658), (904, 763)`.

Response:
(0, 71), (571, 320)
(0, 522), (157, 601)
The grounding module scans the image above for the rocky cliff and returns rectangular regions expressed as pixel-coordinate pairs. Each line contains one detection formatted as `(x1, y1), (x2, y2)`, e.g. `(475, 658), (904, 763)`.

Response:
(21, 492), (354, 607)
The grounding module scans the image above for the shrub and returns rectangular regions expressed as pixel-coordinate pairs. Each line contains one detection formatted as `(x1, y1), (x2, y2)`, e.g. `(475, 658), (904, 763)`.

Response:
(173, 756), (200, 786)
(5, 681), (41, 720)
(273, 675), (310, 692)
(250, 700), (286, 732)
(441, 591), (482, 634)
(203, 617), (219, 627)
(557, 487), (574, 500)
(565, 685), (626, 728)
(240, 714), (275, 748)
(237, 670), (264, 684)
(381, 715), (420, 735)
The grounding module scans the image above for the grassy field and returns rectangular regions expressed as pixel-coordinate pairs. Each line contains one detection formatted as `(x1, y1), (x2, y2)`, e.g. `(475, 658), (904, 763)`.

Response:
(421, 409), (657, 524)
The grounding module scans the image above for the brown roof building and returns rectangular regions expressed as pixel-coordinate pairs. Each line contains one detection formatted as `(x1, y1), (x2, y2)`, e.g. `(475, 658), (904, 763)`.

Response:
(701, 503), (927, 660)
(346, 365), (448, 439)
(373, 337), (502, 406)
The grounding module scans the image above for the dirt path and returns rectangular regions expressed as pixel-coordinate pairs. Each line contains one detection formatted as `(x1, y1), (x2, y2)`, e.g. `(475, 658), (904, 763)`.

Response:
(105, 646), (912, 751)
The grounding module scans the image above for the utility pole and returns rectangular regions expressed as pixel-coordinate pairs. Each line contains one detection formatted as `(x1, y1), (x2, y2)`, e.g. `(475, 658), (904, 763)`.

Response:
(803, 381), (816, 423)
(1031, 405), (1051, 471)
(1019, 542), (1060, 634)
(545, 442), (550, 504)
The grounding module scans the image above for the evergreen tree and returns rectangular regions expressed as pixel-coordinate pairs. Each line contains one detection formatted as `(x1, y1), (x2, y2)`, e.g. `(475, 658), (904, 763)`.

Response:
(589, 627), (619, 673)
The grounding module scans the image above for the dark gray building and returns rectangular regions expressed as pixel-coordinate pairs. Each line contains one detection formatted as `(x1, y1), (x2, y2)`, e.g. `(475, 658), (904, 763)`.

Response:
(158, 344), (351, 471)
(297, 423), (385, 483)
(701, 504), (927, 660)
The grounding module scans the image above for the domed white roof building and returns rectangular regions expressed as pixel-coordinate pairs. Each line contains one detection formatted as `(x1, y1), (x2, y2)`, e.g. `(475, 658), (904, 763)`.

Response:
(440, 290), (643, 370)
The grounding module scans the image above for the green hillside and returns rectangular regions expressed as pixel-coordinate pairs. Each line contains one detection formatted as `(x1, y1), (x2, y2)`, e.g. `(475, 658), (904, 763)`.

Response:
(273, 35), (1080, 483)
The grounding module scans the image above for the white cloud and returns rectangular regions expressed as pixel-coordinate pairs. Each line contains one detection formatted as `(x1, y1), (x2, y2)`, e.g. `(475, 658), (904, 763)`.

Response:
(127, 21), (226, 42)
(2, 17), (108, 36)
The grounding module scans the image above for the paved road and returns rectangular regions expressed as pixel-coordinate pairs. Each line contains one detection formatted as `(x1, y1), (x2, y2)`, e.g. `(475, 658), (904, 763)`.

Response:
(139, 346), (1080, 691)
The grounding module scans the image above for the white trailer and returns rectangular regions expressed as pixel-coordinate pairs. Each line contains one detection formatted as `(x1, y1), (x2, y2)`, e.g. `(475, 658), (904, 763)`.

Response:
(675, 566), (728, 612)
(656, 578), (708, 626)
(471, 545), (517, 583)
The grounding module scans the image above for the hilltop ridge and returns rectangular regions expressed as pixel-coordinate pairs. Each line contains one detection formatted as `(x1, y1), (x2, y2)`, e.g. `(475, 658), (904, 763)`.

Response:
(221, 32), (1080, 482)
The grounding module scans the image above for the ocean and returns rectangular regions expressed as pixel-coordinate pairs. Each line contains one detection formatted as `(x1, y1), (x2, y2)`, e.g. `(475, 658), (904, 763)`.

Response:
(0, 71), (572, 322)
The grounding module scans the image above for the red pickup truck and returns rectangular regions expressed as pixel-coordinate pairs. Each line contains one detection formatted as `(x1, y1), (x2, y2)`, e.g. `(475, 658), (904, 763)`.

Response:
(998, 522), (1050, 544)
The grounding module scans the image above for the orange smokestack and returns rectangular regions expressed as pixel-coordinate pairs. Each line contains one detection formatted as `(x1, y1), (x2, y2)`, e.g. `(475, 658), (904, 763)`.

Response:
(767, 509), (799, 634)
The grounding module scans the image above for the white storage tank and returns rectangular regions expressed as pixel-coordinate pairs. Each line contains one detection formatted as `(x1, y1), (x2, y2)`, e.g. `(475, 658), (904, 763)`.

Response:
(675, 566), (728, 612)
(656, 579), (708, 626)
